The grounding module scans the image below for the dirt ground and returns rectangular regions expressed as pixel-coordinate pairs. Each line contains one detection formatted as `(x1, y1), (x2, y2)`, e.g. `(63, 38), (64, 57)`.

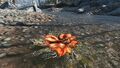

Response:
(0, 9), (120, 68)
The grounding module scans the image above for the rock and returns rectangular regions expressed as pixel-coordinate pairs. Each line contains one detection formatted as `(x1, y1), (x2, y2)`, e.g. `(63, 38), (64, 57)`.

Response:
(0, 53), (7, 58)
(102, 5), (107, 8)
(78, 8), (84, 13)
(0, 1), (16, 9)
(4, 37), (11, 41)
(25, 0), (42, 13)
(0, 18), (4, 24)
(1, 42), (12, 47)
(96, 44), (105, 48)
(26, 7), (35, 12)
(32, 0), (42, 13)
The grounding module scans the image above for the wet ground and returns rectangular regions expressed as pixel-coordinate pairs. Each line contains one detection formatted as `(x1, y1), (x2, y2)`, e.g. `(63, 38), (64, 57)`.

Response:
(0, 9), (120, 68)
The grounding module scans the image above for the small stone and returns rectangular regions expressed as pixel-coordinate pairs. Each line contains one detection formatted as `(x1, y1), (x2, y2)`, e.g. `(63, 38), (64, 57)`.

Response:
(96, 44), (105, 48)
(84, 42), (89, 45)
(0, 18), (4, 22)
(0, 53), (7, 58)
(1, 41), (7, 44)
(99, 44), (105, 47)
(1, 42), (12, 47)
(4, 37), (11, 41)
(86, 32), (90, 34)
(20, 37), (25, 41)
(102, 5), (107, 8)
(7, 52), (18, 56)
(78, 8), (84, 13)
(34, 26), (38, 28)
(81, 33), (85, 35)
(111, 60), (119, 66)
(0, 36), (3, 39)
(22, 29), (28, 32)
(115, 37), (118, 39)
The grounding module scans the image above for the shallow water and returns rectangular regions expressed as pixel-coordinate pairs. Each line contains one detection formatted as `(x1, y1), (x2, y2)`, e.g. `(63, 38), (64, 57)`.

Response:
(44, 10), (120, 25)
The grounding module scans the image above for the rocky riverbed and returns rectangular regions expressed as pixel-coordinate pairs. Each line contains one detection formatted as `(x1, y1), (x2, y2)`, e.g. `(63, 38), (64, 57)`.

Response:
(0, 9), (120, 68)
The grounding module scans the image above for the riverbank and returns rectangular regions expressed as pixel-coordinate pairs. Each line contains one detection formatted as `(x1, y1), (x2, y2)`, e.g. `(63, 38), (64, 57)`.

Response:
(0, 8), (120, 68)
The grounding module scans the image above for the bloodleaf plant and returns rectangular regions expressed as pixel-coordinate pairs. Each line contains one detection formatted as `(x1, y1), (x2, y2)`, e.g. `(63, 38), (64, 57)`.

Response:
(32, 34), (93, 67)
(44, 34), (79, 57)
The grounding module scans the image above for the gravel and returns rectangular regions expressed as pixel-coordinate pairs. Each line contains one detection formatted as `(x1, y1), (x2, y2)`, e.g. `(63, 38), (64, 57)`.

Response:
(0, 9), (54, 25)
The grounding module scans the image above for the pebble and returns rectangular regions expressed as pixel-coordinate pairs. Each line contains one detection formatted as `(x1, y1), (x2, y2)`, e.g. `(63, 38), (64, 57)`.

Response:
(22, 29), (28, 32)
(0, 53), (7, 58)
(96, 44), (105, 48)
(111, 60), (119, 66)
(34, 26), (38, 29)
(78, 8), (84, 13)
(102, 5), (107, 8)
(81, 33), (85, 35)
(4, 37), (11, 41)
(115, 37), (119, 39)
(1, 42), (12, 47)
(0, 18), (4, 23)
(20, 37), (25, 41)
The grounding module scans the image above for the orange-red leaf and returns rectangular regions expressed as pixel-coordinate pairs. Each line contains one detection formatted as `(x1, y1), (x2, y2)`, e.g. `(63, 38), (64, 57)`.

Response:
(59, 34), (72, 39)
(54, 47), (63, 57)
(49, 43), (66, 49)
(58, 43), (66, 48)
(69, 40), (78, 48)
(45, 35), (59, 42)
(69, 36), (76, 40)
(66, 47), (72, 53)
(49, 43), (58, 49)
